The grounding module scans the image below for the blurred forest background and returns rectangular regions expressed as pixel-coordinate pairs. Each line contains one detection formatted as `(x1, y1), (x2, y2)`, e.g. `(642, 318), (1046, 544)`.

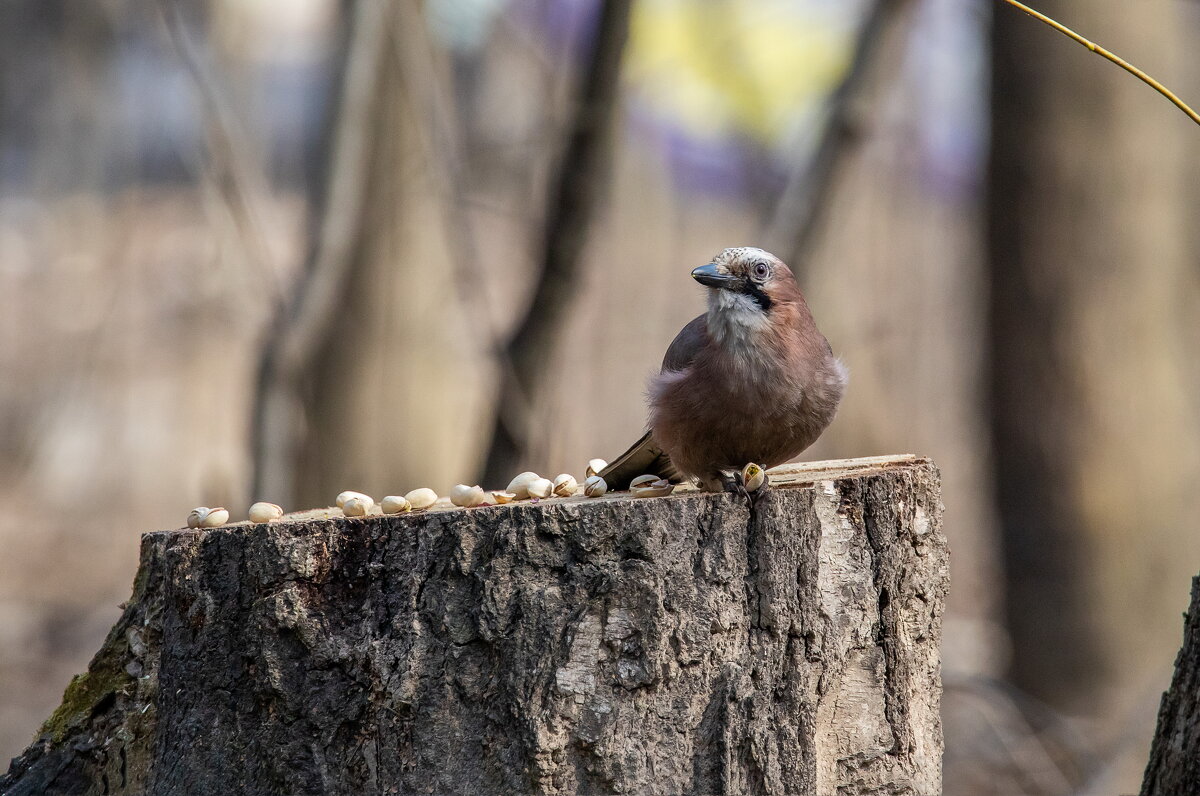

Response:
(2, 0), (1199, 793)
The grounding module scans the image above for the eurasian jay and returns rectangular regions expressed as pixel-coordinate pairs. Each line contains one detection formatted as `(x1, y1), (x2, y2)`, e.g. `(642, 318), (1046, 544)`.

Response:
(600, 247), (847, 496)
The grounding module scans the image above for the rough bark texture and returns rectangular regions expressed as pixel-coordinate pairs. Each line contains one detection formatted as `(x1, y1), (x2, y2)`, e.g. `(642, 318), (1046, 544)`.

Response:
(1142, 576), (1200, 796)
(3, 456), (947, 796)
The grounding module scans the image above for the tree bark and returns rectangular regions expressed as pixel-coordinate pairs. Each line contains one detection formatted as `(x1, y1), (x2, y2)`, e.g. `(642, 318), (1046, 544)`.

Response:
(1142, 576), (1200, 796)
(3, 455), (947, 795)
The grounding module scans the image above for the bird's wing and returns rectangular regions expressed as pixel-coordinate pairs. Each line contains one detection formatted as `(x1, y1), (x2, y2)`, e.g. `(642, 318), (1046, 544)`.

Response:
(599, 316), (706, 489)
(597, 431), (682, 490)
(660, 314), (708, 372)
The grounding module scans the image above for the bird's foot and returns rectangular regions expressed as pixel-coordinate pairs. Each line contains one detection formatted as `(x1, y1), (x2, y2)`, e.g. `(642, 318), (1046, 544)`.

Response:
(711, 467), (769, 512)
(714, 467), (765, 512)
(715, 472), (746, 500)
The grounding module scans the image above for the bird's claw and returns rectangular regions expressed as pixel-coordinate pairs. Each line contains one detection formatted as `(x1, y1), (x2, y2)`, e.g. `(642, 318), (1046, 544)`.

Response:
(718, 472), (743, 495)
(712, 465), (770, 512)
(718, 468), (768, 512)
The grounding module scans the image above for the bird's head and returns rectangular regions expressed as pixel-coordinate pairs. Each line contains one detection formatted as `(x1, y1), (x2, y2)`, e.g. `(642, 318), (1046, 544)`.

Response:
(691, 248), (800, 338)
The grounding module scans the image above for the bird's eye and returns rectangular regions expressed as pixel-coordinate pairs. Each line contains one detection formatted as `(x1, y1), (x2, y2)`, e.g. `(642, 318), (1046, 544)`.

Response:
(752, 262), (770, 281)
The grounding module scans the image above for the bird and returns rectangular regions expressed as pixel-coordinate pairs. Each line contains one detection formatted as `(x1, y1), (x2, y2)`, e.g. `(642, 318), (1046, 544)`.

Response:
(599, 246), (847, 496)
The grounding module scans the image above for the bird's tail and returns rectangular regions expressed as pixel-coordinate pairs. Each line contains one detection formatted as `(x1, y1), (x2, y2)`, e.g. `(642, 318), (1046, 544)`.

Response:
(598, 431), (682, 490)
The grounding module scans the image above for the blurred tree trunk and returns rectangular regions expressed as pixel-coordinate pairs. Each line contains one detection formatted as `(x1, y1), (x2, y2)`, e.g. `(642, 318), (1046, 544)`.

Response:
(480, 0), (634, 488)
(291, 0), (487, 505)
(251, 0), (488, 508)
(249, 0), (377, 507)
(793, 2), (1005, 684)
(989, 0), (1200, 734)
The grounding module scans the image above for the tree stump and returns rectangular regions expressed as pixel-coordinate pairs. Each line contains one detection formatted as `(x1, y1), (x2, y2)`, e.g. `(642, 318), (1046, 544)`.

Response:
(1142, 576), (1200, 796)
(3, 455), (948, 795)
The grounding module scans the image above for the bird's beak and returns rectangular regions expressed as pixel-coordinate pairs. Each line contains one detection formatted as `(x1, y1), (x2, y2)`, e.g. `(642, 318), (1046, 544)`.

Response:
(691, 263), (740, 290)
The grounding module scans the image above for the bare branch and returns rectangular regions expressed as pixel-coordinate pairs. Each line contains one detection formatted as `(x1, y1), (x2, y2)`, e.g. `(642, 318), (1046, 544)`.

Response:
(383, 3), (546, 466)
(388, 3), (502, 344)
(765, 0), (917, 271)
(156, 0), (280, 302)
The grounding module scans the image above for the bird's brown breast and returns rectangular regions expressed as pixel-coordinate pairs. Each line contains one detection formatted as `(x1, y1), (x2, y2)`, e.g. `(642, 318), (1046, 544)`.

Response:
(648, 310), (844, 480)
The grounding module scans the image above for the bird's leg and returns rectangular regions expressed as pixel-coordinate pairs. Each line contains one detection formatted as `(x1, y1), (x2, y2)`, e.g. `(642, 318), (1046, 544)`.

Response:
(711, 470), (754, 510)
(704, 470), (766, 512)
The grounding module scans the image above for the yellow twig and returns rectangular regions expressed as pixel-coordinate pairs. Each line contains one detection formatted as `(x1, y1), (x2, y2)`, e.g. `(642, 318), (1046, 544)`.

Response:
(999, 0), (1200, 128)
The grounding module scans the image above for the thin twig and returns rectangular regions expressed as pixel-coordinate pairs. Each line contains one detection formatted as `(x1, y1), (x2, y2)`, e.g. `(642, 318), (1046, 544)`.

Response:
(944, 674), (1083, 794)
(999, 0), (1200, 127)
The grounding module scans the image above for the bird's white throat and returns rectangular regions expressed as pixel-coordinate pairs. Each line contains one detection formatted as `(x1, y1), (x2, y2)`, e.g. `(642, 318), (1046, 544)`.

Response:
(707, 290), (768, 354)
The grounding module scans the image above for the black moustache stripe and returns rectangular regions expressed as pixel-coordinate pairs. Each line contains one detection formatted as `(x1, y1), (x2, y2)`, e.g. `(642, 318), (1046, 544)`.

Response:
(742, 281), (773, 312)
